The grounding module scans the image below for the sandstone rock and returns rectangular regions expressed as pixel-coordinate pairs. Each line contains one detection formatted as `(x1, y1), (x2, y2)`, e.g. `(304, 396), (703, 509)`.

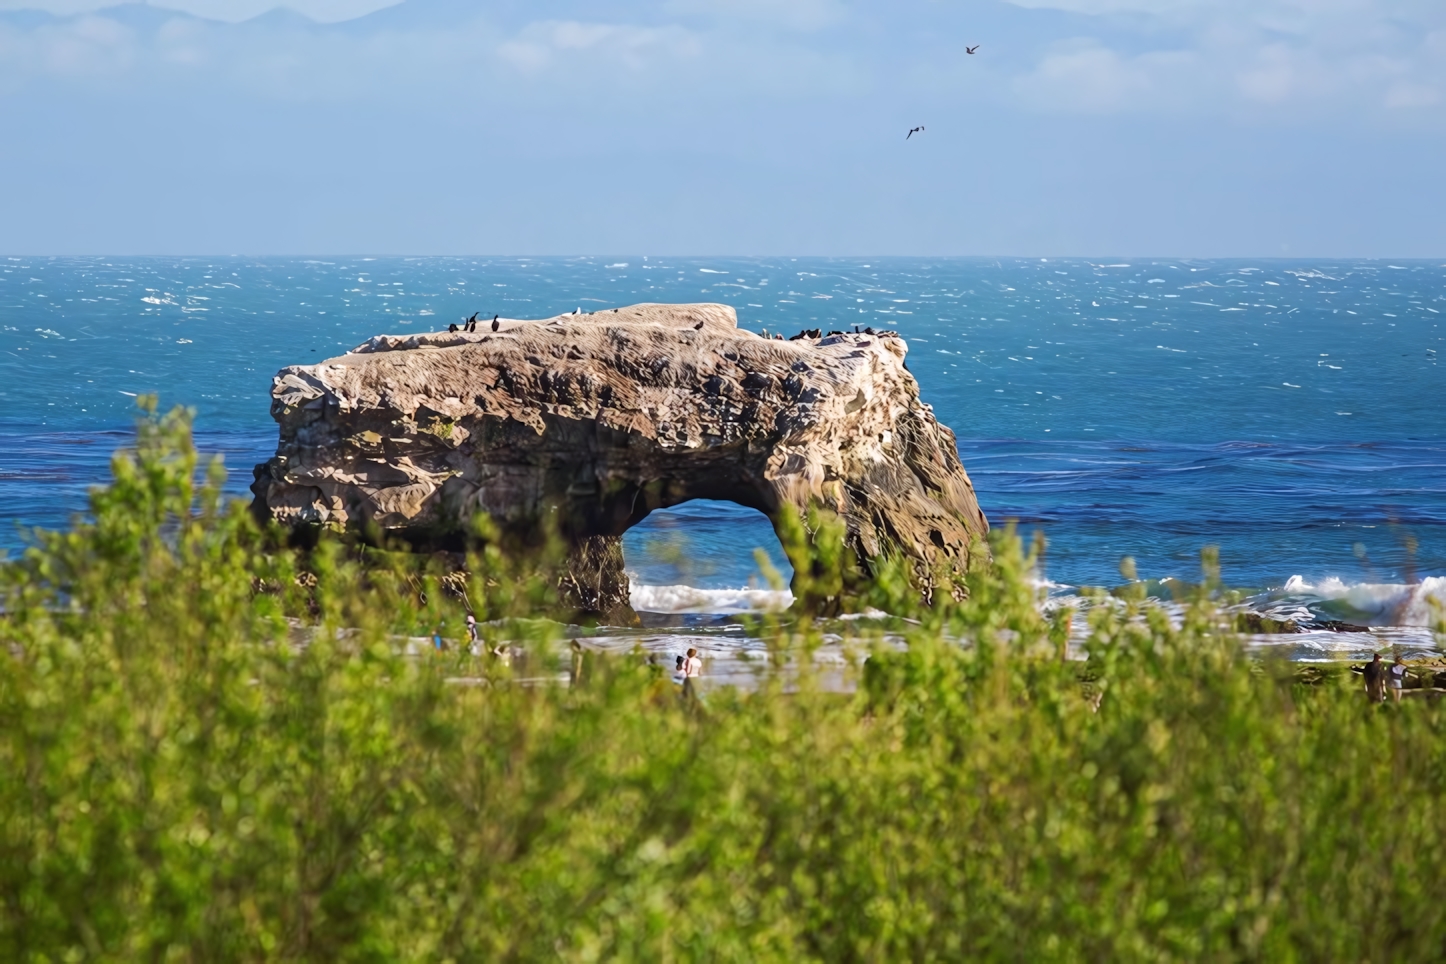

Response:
(251, 302), (989, 621)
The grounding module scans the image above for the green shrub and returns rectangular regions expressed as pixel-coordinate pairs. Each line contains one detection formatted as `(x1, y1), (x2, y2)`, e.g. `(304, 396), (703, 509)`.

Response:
(0, 403), (1441, 961)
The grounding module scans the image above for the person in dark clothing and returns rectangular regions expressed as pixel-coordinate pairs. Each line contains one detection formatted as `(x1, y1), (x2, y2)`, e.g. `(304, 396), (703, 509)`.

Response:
(1362, 652), (1385, 703)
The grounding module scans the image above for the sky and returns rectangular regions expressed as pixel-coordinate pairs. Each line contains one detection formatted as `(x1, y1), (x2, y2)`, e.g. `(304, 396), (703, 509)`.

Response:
(0, 0), (1442, 256)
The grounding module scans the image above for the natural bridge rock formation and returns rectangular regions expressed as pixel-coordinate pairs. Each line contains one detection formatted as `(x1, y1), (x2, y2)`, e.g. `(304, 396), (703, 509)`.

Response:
(251, 303), (989, 622)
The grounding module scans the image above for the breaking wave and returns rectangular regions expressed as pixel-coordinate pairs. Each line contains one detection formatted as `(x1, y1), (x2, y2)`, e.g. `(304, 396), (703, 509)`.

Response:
(1280, 575), (1446, 627)
(629, 582), (793, 615)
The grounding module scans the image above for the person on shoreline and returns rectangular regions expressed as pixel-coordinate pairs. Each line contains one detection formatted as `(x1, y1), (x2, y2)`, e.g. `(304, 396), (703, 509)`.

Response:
(1362, 652), (1385, 703)
(681, 647), (703, 701)
(1388, 654), (1409, 703)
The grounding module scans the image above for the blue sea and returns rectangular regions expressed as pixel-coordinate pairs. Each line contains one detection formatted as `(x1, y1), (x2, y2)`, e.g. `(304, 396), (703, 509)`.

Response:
(2, 256), (1443, 650)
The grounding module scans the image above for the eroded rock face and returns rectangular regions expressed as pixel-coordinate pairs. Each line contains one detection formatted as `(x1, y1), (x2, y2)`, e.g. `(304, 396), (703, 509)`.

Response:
(251, 302), (989, 620)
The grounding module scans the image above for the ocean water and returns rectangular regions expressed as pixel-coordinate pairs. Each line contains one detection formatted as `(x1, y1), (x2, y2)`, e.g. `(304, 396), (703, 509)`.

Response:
(1, 256), (1442, 647)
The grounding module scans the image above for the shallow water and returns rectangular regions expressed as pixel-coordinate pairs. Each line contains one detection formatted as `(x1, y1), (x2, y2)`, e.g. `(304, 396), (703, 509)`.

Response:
(1, 256), (1441, 651)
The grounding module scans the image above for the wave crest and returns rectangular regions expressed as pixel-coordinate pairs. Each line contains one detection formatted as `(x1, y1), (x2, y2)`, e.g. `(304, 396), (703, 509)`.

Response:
(1282, 575), (1446, 627)
(629, 583), (793, 615)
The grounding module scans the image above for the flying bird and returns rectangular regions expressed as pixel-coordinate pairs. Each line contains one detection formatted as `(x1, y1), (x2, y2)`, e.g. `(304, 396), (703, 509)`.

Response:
(907, 126), (925, 139)
(966, 45), (979, 54)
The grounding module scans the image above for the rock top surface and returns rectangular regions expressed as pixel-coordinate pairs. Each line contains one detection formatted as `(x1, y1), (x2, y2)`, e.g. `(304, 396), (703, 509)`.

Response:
(252, 302), (989, 619)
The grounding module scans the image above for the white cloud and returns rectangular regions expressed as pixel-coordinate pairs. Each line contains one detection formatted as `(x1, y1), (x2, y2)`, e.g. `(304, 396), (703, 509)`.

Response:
(1013, 40), (1199, 112)
(1004, 0), (1199, 12)
(0, 13), (138, 79)
(498, 21), (700, 74)
(1002, 0), (1446, 115)
(0, 0), (400, 23)
(0, 0), (1441, 118)
(662, 0), (845, 30)
(1384, 81), (1439, 108)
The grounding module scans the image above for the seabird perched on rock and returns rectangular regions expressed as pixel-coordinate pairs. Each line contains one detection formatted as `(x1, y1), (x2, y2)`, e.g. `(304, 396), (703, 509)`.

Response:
(491, 314), (500, 332)
(466, 313), (478, 332)
(448, 323), (459, 333)
(694, 320), (705, 330)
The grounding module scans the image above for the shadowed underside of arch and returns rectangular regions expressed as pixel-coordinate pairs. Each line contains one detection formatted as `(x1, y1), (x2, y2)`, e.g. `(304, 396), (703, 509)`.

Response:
(251, 303), (989, 622)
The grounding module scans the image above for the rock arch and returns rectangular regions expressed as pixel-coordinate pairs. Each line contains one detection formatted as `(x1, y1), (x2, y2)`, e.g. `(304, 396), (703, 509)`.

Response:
(251, 303), (989, 622)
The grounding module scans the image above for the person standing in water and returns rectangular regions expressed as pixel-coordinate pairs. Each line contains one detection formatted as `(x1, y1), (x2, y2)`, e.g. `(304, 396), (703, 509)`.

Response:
(1362, 652), (1385, 703)
(681, 647), (703, 701)
(1387, 654), (1409, 703)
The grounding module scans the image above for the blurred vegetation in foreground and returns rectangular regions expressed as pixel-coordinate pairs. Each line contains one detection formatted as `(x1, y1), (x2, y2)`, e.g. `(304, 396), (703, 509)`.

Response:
(2, 403), (1444, 961)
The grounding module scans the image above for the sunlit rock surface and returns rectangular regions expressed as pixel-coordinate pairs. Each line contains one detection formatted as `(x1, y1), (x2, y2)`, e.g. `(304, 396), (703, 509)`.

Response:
(251, 302), (989, 621)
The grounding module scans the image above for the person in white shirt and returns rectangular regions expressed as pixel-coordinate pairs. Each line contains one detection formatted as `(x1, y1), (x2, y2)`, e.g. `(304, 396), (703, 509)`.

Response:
(1388, 655), (1409, 703)
(681, 647), (703, 700)
(682, 648), (703, 678)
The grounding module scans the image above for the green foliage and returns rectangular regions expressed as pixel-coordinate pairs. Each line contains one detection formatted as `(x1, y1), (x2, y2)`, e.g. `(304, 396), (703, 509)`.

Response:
(1, 404), (1443, 961)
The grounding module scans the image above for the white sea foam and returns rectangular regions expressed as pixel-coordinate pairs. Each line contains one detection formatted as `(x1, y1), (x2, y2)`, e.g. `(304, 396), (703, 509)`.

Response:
(1282, 575), (1446, 627)
(630, 582), (793, 614)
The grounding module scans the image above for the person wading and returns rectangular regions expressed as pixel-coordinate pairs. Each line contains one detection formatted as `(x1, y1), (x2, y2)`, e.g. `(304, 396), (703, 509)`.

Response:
(681, 647), (703, 701)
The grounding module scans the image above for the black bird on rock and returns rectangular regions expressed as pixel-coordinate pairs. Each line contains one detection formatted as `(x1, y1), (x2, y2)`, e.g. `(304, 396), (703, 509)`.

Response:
(448, 323), (459, 333)
(466, 313), (478, 332)
(694, 320), (705, 330)
(491, 314), (500, 332)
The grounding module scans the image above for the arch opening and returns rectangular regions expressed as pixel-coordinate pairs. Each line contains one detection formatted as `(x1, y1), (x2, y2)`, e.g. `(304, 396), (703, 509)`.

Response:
(622, 499), (795, 615)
